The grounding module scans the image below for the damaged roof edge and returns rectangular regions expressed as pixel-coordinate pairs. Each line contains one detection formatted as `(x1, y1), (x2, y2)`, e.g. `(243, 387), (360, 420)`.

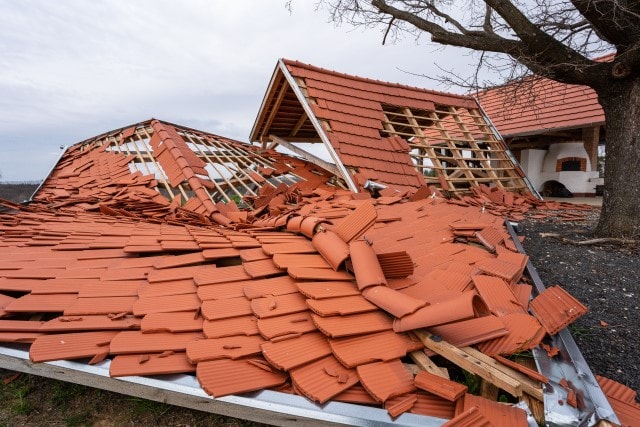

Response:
(277, 59), (358, 192)
(29, 145), (69, 203)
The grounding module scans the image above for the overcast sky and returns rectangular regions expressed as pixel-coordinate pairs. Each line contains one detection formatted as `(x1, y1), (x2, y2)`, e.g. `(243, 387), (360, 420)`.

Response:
(0, 1), (479, 182)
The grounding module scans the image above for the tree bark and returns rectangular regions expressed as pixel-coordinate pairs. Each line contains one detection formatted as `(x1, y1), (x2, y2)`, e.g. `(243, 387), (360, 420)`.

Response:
(595, 78), (640, 238)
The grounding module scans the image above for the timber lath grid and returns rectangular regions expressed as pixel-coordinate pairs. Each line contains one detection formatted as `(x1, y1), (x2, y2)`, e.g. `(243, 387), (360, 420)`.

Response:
(381, 104), (529, 194)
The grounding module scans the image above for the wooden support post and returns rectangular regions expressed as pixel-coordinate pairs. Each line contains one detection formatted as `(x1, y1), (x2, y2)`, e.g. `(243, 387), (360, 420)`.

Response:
(582, 126), (600, 172)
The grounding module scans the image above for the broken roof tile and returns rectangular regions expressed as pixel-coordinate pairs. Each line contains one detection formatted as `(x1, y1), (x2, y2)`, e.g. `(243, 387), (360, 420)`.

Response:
(140, 311), (203, 333)
(30, 331), (119, 363)
(476, 313), (546, 356)
(357, 359), (415, 403)
(272, 253), (331, 270)
(312, 311), (393, 338)
(201, 297), (252, 320)
(362, 285), (427, 318)
(459, 393), (528, 427)
(428, 316), (508, 348)
(186, 335), (264, 363)
(257, 311), (317, 340)
(39, 315), (141, 332)
(441, 406), (492, 427)
(471, 275), (526, 317)
(109, 331), (203, 354)
(333, 201), (377, 243)
(110, 352), (195, 377)
(261, 331), (332, 370)
(4, 293), (78, 313)
(414, 370), (467, 401)
(529, 285), (588, 335)
(196, 357), (287, 398)
(203, 315), (259, 338)
(311, 230), (350, 271)
(307, 295), (377, 317)
(64, 296), (137, 316)
(193, 265), (251, 285)
(251, 293), (308, 318)
(329, 330), (422, 368)
(287, 266), (353, 281)
(296, 281), (360, 300)
(133, 293), (200, 315)
(349, 240), (387, 290)
(290, 354), (359, 404)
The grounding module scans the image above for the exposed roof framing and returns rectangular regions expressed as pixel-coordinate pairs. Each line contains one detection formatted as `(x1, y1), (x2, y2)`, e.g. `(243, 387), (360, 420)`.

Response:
(251, 59), (530, 195)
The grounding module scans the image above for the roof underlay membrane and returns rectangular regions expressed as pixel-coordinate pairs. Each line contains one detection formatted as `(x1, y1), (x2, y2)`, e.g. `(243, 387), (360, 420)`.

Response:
(0, 60), (635, 426)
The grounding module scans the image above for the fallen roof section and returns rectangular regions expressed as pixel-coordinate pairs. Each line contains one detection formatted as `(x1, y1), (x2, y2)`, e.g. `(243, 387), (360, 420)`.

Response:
(251, 59), (531, 195)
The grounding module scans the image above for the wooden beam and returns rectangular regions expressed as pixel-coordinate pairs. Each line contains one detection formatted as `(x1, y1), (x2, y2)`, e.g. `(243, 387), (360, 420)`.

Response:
(290, 113), (308, 138)
(409, 350), (449, 379)
(268, 135), (341, 178)
(261, 79), (289, 149)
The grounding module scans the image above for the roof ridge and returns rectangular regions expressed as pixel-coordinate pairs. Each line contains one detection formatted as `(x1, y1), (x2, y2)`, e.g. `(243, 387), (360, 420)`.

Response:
(281, 58), (472, 101)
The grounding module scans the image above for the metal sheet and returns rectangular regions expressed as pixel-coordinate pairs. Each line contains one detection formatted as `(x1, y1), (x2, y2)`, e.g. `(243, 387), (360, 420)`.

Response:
(0, 344), (447, 426)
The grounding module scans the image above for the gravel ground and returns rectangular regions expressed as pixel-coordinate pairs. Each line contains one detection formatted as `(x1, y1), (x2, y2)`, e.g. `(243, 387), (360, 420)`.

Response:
(521, 209), (640, 394)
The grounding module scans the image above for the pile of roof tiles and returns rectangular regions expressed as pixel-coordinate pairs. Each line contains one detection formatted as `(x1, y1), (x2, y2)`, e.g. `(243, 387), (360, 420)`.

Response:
(3, 180), (637, 426)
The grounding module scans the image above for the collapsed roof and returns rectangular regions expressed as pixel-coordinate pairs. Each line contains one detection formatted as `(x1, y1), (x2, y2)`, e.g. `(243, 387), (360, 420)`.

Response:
(0, 58), (636, 425)
(251, 59), (531, 195)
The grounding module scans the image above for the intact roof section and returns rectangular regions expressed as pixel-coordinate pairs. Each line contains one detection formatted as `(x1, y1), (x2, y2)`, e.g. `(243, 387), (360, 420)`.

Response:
(251, 59), (530, 195)
(476, 77), (605, 138)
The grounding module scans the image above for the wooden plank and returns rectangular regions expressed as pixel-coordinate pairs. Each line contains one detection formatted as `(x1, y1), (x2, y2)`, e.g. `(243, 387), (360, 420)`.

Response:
(409, 350), (449, 379)
(414, 329), (524, 398)
(268, 135), (341, 178)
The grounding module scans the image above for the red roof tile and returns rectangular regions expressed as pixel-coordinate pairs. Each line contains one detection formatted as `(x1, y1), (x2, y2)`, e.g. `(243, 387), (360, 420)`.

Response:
(414, 370), (467, 401)
(110, 352), (195, 377)
(329, 330), (422, 368)
(290, 355), (359, 404)
(4, 293), (78, 313)
(201, 297), (251, 320)
(312, 311), (393, 338)
(349, 240), (387, 290)
(261, 331), (332, 370)
(110, 331), (203, 354)
(471, 275), (526, 316)
(133, 293), (200, 315)
(257, 311), (317, 339)
(476, 313), (546, 356)
(361, 285), (427, 318)
(428, 316), (508, 348)
(307, 295), (377, 317)
(442, 406), (492, 427)
(203, 315), (259, 338)
(64, 296), (137, 316)
(140, 311), (203, 333)
(30, 331), (118, 362)
(296, 281), (360, 299)
(186, 335), (264, 362)
(458, 394), (528, 427)
(529, 285), (588, 335)
(311, 230), (349, 270)
(196, 357), (287, 398)
(357, 359), (416, 403)
(39, 315), (141, 332)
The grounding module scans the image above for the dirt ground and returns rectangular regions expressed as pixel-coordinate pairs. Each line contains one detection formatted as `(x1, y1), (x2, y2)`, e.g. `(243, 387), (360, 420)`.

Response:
(1, 202), (637, 426)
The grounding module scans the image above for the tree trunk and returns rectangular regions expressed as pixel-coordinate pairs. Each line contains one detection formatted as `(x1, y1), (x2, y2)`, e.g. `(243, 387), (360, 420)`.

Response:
(595, 78), (640, 238)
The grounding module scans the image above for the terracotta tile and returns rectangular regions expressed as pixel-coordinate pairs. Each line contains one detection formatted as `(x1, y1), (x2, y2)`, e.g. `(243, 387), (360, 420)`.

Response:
(459, 393), (528, 427)
(494, 355), (549, 384)
(261, 331), (332, 370)
(307, 295), (378, 317)
(362, 285), (427, 318)
(333, 384), (380, 405)
(290, 354), (359, 404)
(273, 255), (331, 273)
(312, 230), (349, 270)
(30, 331), (119, 363)
(133, 293), (200, 315)
(0, 332), (43, 343)
(140, 311), (203, 333)
(39, 315), (141, 332)
(99, 267), (149, 281)
(312, 311), (393, 338)
(0, 278), (46, 293)
(596, 374), (638, 403)
(201, 296), (251, 320)
(474, 258), (525, 284)
(239, 248), (269, 262)
(398, 275), (457, 303)
(261, 241), (316, 255)
(394, 292), (489, 332)
(512, 283), (532, 309)
(333, 201), (377, 243)
(153, 252), (205, 269)
(110, 352), (195, 377)
(471, 275), (526, 316)
(475, 226), (505, 252)
(329, 330), (422, 368)
(110, 331), (203, 354)
(242, 258), (285, 279)
(442, 406), (491, 427)
(64, 296), (137, 316)
(349, 240), (387, 290)
(186, 335), (264, 362)
(287, 266), (353, 281)
(606, 395), (640, 427)
(251, 293), (308, 318)
(414, 370), (467, 401)
(149, 265), (212, 284)
(257, 311), (317, 339)
(385, 393), (418, 418)
(4, 293), (78, 313)
(27, 278), (85, 294)
(242, 275), (299, 299)
(357, 359), (415, 403)
(78, 281), (142, 297)
(0, 319), (45, 332)
(529, 285), (588, 335)
(476, 313), (546, 356)
(376, 251), (414, 278)
(193, 265), (251, 285)
(196, 357), (287, 398)
(428, 315), (508, 348)
(203, 315), (259, 338)
(430, 269), (473, 293)
(197, 281), (246, 300)
(409, 391), (456, 419)
(137, 279), (197, 298)
(296, 281), (360, 299)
